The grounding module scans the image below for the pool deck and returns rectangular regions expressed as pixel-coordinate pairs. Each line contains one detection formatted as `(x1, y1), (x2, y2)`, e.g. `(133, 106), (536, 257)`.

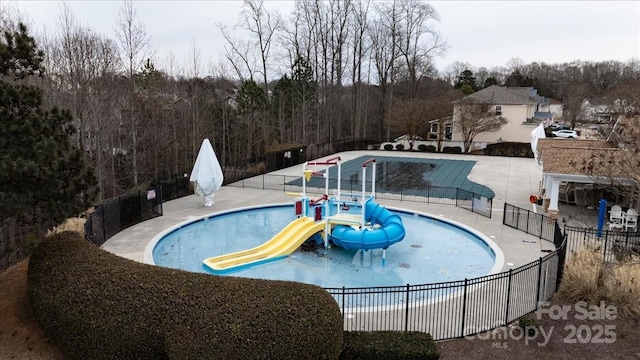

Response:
(102, 150), (597, 272)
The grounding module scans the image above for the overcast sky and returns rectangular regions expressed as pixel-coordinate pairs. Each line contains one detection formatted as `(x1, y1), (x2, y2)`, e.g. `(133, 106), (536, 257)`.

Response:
(8, 0), (640, 74)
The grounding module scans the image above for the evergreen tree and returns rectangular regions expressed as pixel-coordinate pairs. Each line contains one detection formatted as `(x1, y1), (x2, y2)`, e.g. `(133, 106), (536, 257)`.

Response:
(0, 23), (97, 225)
(454, 70), (477, 90)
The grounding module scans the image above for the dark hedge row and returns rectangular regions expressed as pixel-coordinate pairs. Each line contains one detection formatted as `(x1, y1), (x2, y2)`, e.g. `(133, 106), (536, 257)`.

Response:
(28, 231), (343, 359)
(340, 331), (439, 359)
(485, 142), (534, 157)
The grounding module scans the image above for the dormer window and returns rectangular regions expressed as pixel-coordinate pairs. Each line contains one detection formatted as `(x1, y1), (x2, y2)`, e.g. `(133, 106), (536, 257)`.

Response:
(495, 105), (503, 116)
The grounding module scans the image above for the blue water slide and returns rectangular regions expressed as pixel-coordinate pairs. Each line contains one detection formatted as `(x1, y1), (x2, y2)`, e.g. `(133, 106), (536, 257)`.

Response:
(330, 199), (406, 250)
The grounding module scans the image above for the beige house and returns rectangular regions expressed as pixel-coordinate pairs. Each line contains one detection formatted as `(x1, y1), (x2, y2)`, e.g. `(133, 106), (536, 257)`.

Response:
(452, 86), (563, 147)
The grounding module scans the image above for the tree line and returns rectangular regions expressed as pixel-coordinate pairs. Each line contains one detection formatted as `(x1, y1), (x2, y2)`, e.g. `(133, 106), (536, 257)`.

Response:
(2, 0), (640, 203)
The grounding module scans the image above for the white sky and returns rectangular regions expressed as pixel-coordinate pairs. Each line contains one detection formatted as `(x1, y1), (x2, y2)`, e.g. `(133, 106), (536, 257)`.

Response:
(8, 0), (640, 74)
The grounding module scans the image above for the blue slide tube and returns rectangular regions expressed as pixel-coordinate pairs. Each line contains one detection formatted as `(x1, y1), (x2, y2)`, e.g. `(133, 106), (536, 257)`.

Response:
(330, 199), (406, 250)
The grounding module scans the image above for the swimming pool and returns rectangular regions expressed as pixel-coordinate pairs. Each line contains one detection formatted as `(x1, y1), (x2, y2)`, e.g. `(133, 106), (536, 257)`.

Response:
(146, 204), (504, 288)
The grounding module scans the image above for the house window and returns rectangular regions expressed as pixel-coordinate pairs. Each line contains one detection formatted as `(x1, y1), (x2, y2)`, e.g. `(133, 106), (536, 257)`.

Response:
(495, 105), (503, 116)
(430, 123), (438, 133)
(445, 124), (452, 139)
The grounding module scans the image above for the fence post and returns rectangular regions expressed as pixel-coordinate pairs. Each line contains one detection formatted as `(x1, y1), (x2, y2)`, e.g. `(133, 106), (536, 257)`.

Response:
(404, 284), (410, 331)
(504, 269), (513, 324)
(502, 203), (507, 225)
(118, 196), (123, 232)
(535, 257), (543, 305)
(342, 287), (346, 325)
(138, 190), (143, 223)
(489, 198), (492, 219)
(460, 279), (468, 337)
(455, 188), (459, 207)
(101, 205), (106, 244)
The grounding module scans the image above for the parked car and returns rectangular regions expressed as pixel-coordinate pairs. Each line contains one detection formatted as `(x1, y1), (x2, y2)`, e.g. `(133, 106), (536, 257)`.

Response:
(553, 125), (572, 131)
(552, 129), (579, 138)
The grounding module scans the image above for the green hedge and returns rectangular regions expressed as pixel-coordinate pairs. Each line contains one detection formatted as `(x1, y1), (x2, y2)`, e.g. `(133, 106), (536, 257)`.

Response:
(485, 142), (534, 157)
(28, 232), (343, 359)
(442, 146), (462, 154)
(340, 331), (439, 359)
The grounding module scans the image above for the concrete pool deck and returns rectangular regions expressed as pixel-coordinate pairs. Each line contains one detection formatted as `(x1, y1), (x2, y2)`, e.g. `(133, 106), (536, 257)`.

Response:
(102, 150), (593, 273)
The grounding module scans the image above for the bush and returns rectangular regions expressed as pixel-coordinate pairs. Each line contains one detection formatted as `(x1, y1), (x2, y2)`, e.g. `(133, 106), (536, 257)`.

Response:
(442, 146), (462, 154)
(395, 144), (405, 150)
(384, 144), (394, 151)
(340, 331), (439, 360)
(485, 142), (534, 157)
(518, 317), (539, 336)
(29, 232), (343, 359)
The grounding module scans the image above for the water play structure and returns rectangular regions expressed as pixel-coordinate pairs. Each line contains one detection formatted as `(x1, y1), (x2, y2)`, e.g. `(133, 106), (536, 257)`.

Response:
(203, 157), (406, 273)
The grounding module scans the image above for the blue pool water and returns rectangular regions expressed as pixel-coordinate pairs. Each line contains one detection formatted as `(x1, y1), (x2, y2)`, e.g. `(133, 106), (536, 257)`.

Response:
(149, 204), (502, 288)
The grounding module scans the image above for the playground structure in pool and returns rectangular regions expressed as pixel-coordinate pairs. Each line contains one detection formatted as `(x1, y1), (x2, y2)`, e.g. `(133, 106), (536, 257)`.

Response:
(203, 157), (407, 273)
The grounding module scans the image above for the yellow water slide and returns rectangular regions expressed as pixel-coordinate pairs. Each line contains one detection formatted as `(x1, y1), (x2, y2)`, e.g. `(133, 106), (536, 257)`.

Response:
(203, 217), (325, 273)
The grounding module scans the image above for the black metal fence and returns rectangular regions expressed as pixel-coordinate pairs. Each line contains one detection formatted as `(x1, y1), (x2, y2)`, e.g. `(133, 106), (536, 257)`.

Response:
(325, 241), (565, 340)
(502, 203), (557, 242)
(226, 172), (494, 218)
(564, 226), (640, 263)
(84, 188), (164, 247)
(84, 172), (193, 247)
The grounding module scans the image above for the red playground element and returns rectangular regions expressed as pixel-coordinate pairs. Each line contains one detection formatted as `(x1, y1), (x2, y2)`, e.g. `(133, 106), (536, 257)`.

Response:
(295, 201), (303, 216)
(310, 194), (328, 206)
(315, 206), (322, 221)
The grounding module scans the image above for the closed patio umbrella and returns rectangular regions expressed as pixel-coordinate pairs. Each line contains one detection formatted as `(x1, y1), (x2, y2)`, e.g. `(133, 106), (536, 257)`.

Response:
(190, 139), (224, 207)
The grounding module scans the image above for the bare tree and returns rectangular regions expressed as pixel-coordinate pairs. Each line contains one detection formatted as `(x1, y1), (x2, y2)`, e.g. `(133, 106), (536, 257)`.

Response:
(113, 0), (152, 185)
(561, 82), (593, 128)
(239, 0), (282, 98)
(440, 61), (473, 87)
(388, 98), (429, 150)
(368, 1), (400, 139)
(454, 98), (508, 153)
(575, 115), (640, 208)
(349, 0), (371, 139)
(45, 4), (121, 200)
(394, 0), (447, 96)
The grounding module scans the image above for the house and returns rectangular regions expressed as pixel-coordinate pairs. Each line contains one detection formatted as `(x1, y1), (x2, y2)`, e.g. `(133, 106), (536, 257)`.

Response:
(580, 98), (614, 123)
(451, 86), (563, 146)
(581, 97), (637, 124)
(426, 116), (453, 141)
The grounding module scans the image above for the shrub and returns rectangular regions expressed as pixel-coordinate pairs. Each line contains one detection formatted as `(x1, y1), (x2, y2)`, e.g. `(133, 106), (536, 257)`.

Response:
(384, 144), (394, 151)
(485, 142), (534, 157)
(425, 145), (436, 152)
(442, 146), (462, 154)
(29, 232), (343, 359)
(518, 317), (539, 336)
(340, 331), (438, 360)
(417, 144), (427, 152)
(395, 144), (405, 150)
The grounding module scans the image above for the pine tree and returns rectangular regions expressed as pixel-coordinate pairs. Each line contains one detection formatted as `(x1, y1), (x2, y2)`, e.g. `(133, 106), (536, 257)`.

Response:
(0, 23), (97, 226)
